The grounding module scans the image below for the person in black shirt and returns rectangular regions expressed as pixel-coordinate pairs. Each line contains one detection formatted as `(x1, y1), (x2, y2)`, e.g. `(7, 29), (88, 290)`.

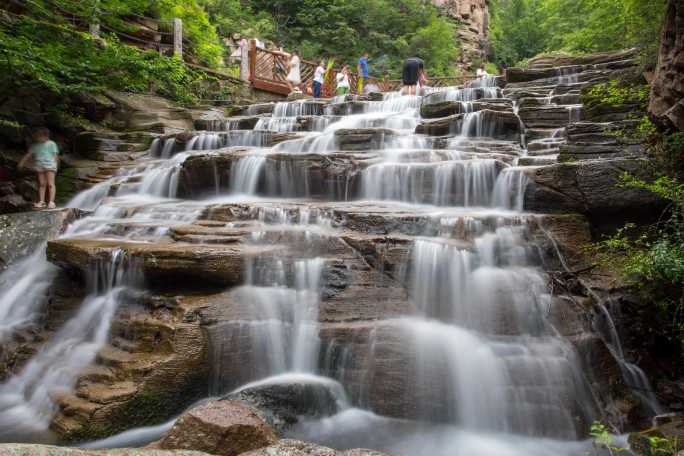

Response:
(402, 57), (426, 96)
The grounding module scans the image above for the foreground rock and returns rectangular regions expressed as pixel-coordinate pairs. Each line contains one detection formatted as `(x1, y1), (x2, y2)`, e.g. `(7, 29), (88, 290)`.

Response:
(240, 439), (392, 456)
(160, 400), (277, 456)
(0, 445), (210, 455)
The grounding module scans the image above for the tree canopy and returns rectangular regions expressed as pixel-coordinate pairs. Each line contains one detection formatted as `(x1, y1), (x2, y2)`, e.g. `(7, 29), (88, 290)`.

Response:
(199, 0), (460, 77)
(489, 0), (667, 68)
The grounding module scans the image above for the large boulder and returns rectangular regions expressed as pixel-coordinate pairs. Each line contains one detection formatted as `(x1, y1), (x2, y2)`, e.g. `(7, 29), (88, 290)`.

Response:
(225, 376), (345, 433)
(160, 400), (278, 456)
(0, 445), (210, 455)
(649, 0), (684, 131)
(240, 439), (391, 456)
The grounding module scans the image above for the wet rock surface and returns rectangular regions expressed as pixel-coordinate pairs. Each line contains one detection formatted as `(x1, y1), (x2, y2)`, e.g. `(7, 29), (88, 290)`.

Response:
(225, 378), (343, 433)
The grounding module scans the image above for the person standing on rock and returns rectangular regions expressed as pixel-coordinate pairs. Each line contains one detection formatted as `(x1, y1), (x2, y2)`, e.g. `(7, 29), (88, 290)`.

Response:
(313, 60), (325, 98)
(286, 50), (302, 94)
(357, 52), (369, 95)
(401, 56), (425, 96)
(17, 127), (59, 210)
(336, 65), (351, 95)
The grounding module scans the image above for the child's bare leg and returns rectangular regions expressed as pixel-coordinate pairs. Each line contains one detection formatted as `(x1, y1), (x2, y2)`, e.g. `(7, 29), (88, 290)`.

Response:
(36, 171), (46, 204)
(46, 171), (56, 207)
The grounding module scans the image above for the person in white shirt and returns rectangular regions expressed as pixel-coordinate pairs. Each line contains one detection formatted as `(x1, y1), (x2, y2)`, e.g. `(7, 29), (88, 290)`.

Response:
(336, 65), (351, 95)
(476, 63), (489, 78)
(313, 61), (325, 98)
(286, 50), (302, 93)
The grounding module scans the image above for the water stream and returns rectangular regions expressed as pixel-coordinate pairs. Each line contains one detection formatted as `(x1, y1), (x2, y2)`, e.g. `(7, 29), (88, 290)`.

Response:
(0, 73), (659, 454)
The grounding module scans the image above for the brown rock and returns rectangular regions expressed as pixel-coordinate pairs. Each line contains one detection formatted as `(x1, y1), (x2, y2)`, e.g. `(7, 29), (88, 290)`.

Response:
(160, 400), (277, 456)
(649, 0), (684, 131)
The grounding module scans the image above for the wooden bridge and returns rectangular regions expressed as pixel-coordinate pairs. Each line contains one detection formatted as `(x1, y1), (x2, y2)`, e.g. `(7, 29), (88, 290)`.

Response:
(245, 40), (474, 96)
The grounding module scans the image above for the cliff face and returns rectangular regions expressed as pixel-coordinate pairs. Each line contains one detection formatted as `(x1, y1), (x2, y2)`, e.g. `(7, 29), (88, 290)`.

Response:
(432, 0), (489, 70)
(649, 0), (684, 131)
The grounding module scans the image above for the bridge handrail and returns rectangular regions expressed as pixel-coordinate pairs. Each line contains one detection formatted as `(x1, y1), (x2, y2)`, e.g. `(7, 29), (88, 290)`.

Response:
(248, 40), (477, 96)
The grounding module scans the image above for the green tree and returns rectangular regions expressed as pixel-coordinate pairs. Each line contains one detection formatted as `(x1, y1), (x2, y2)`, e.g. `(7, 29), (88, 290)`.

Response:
(489, 0), (667, 68)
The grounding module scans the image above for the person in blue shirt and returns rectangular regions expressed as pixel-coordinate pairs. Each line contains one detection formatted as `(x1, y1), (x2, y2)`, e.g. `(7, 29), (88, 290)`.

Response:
(357, 52), (369, 95)
(18, 127), (59, 209)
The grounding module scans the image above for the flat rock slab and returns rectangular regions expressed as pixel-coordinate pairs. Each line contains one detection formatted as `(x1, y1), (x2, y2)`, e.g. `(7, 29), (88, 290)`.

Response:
(47, 238), (280, 287)
(0, 445), (210, 456)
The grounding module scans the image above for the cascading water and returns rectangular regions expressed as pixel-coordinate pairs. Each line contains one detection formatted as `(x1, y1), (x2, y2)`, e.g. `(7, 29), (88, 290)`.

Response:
(0, 249), (141, 441)
(0, 67), (660, 455)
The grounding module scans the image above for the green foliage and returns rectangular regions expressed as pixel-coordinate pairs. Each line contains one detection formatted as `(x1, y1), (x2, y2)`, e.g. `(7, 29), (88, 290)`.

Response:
(489, 0), (548, 68)
(155, 0), (222, 66)
(0, 13), (210, 104)
(489, 0), (667, 68)
(590, 422), (627, 454)
(649, 435), (679, 455)
(583, 80), (650, 109)
(14, 0), (222, 67)
(199, 0), (275, 39)
(595, 174), (684, 348)
(244, 0), (460, 77)
(484, 63), (500, 75)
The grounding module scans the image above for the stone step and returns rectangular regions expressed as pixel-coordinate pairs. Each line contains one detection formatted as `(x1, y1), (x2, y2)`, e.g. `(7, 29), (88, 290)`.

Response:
(75, 380), (138, 405)
(47, 238), (281, 288)
(519, 155), (558, 166)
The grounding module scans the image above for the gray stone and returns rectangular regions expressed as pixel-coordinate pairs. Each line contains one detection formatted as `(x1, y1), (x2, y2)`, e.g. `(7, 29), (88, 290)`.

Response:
(0, 209), (81, 271)
(0, 445), (210, 455)
(240, 439), (392, 456)
(523, 158), (666, 219)
(225, 378), (343, 433)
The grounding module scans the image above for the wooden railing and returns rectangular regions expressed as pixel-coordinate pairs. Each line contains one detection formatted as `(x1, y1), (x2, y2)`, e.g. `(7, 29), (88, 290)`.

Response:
(247, 40), (476, 97)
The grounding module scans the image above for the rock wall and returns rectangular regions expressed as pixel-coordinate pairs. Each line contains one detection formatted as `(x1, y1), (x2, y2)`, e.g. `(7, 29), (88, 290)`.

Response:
(649, 0), (684, 131)
(431, 0), (489, 70)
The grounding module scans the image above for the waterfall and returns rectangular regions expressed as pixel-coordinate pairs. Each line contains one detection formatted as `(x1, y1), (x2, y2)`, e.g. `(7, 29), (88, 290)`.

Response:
(361, 160), (500, 207)
(492, 167), (530, 211)
(229, 155), (267, 195)
(0, 50), (659, 455)
(137, 153), (188, 198)
(0, 249), (142, 441)
(208, 257), (324, 394)
(0, 247), (56, 339)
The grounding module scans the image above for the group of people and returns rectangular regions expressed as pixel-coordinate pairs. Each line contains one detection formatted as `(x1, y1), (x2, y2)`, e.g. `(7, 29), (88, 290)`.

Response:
(284, 51), (368, 97)
(283, 52), (492, 98)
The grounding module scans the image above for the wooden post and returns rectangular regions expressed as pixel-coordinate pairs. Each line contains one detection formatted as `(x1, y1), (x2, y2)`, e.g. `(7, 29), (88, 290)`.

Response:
(249, 39), (257, 82)
(240, 40), (250, 82)
(173, 18), (183, 60)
